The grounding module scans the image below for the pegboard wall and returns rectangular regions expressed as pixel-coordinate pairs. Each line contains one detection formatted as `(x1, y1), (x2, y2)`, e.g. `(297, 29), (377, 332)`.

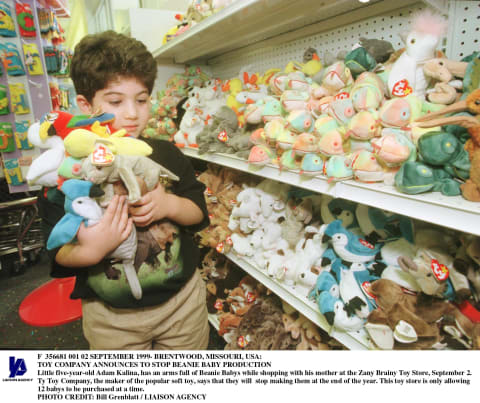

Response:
(445, 0), (480, 59)
(207, 1), (480, 79)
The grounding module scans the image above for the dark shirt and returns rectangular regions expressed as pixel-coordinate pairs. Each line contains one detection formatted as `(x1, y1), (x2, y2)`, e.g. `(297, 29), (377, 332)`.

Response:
(38, 139), (209, 308)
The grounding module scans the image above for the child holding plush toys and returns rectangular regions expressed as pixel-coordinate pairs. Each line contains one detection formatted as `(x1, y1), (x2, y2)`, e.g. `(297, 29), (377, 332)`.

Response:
(37, 31), (210, 350)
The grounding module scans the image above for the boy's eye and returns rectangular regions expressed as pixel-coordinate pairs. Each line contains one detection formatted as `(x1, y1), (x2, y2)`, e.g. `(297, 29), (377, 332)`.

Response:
(108, 100), (122, 106)
(137, 99), (148, 104)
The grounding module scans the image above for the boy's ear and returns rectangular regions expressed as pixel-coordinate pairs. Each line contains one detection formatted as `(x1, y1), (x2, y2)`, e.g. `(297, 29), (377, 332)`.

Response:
(76, 95), (93, 114)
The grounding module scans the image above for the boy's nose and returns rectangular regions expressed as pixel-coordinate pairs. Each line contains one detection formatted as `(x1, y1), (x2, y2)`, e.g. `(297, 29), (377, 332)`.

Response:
(125, 102), (138, 118)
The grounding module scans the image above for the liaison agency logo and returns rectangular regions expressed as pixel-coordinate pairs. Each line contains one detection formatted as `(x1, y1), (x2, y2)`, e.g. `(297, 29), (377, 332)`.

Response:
(2, 356), (33, 382)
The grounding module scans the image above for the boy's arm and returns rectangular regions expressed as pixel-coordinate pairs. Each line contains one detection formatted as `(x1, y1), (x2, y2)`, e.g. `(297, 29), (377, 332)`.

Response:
(56, 195), (133, 267)
(129, 140), (209, 230)
(129, 184), (203, 227)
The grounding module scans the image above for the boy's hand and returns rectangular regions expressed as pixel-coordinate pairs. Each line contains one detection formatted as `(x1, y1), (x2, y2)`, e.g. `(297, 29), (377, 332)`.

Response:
(77, 195), (133, 259)
(129, 184), (174, 227)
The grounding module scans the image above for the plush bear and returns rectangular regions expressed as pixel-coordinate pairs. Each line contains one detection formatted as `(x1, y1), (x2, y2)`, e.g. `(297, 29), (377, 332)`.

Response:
(197, 106), (241, 154)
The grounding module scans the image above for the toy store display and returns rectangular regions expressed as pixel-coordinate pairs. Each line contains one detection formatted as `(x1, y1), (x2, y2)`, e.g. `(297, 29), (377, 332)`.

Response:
(141, 3), (480, 349)
(193, 165), (480, 350)
(160, 9), (480, 210)
(198, 248), (337, 350)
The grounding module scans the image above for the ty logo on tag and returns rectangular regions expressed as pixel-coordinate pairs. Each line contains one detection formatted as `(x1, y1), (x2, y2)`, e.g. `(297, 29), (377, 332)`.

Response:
(392, 79), (413, 97)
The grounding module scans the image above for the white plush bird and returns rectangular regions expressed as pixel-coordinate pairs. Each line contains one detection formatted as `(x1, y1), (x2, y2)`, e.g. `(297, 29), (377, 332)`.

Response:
(25, 121), (65, 187)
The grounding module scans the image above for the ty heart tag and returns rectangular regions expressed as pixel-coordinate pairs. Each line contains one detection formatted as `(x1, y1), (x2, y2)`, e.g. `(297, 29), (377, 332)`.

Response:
(431, 259), (449, 281)
(91, 144), (114, 166)
(392, 79), (413, 97)
(217, 130), (228, 142)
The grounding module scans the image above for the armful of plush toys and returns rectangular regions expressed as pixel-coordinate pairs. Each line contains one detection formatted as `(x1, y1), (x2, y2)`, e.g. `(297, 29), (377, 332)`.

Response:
(28, 111), (180, 300)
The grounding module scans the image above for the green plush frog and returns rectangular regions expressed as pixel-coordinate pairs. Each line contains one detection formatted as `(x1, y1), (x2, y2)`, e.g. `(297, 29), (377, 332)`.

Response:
(394, 160), (461, 196)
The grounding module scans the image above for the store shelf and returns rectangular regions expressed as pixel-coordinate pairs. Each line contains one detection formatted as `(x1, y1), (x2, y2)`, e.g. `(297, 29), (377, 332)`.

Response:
(183, 147), (480, 236)
(152, 0), (434, 64)
(225, 252), (372, 350)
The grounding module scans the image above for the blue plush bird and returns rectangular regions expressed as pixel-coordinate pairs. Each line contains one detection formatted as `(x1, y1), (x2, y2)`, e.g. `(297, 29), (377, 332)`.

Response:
(321, 195), (359, 229)
(330, 259), (376, 319)
(321, 220), (382, 263)
(355, 204), (414, 244)
(308, 270), (339, 300)
(317, 291), (365, 332)
(47, 179), (142, 300)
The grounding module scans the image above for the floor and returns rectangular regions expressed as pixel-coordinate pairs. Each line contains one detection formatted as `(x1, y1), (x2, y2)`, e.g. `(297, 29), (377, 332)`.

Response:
(0, 251), (225, 350)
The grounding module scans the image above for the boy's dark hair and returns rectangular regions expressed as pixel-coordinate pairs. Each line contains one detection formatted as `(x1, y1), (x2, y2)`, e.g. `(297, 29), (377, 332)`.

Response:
(70, 30), (157, 102)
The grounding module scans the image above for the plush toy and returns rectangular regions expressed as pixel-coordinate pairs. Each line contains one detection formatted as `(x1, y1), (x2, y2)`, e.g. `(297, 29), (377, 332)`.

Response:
(320, 61), (354, 94)
(423, 58), (467, 104)
(350, 72), (386, 112)
(371, 132), (416, 167)
(317, 129), (348, 158)
(320, 195), (358, 229)
(281, 198), (313, 248)
(322, 155), (354, 182)
(355, 204), (414, 244)
(358, 37), (395, 64)
(64, 127), (152, 159)
(261, 98), (286, 122)
(26, 112), (117, 187)
(321, 219), (382, 263)
(366, 278), (475, 349)
(387, 10), (447, 98)
(454, 235), (480, 302)
(247, 144), (277, 166)
(25, 125), (64, 187)
(225, 296), (299, 350)
(46, 179), (142, 300)
(197, 106), (240, 154)
(344, 47), (377, 78)
(346, 110), (381, 140)
(222, 78), (245, 127)
(282, 311), (328, 350)
(316, 290), (365, 332)
(416, 131), (470, 181)
(415, 88), (480, 201)
(230, 233), (255, 257)
(397, 247), (471, 302)
(81, 148), (179, 204)
(394, 161), (461, 196)
(327, 97), (355, 126)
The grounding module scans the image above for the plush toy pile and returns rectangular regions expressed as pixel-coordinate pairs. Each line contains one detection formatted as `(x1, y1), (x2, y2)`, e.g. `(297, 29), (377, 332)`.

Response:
(143, 65), (211, 141)
(196, 164), (258, 253)
(196, 165), (480, 349)
(198, 248), (336, 350)
(162, 0), (239, 44)
(161, 9), (480, 203)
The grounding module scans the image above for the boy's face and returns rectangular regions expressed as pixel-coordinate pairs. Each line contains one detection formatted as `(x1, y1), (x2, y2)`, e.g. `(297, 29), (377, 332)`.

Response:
(77, 76), (151, 138)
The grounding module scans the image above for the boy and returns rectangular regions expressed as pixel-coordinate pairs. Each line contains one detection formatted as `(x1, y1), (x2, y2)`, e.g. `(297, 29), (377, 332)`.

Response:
(38, 31), (210, 350)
